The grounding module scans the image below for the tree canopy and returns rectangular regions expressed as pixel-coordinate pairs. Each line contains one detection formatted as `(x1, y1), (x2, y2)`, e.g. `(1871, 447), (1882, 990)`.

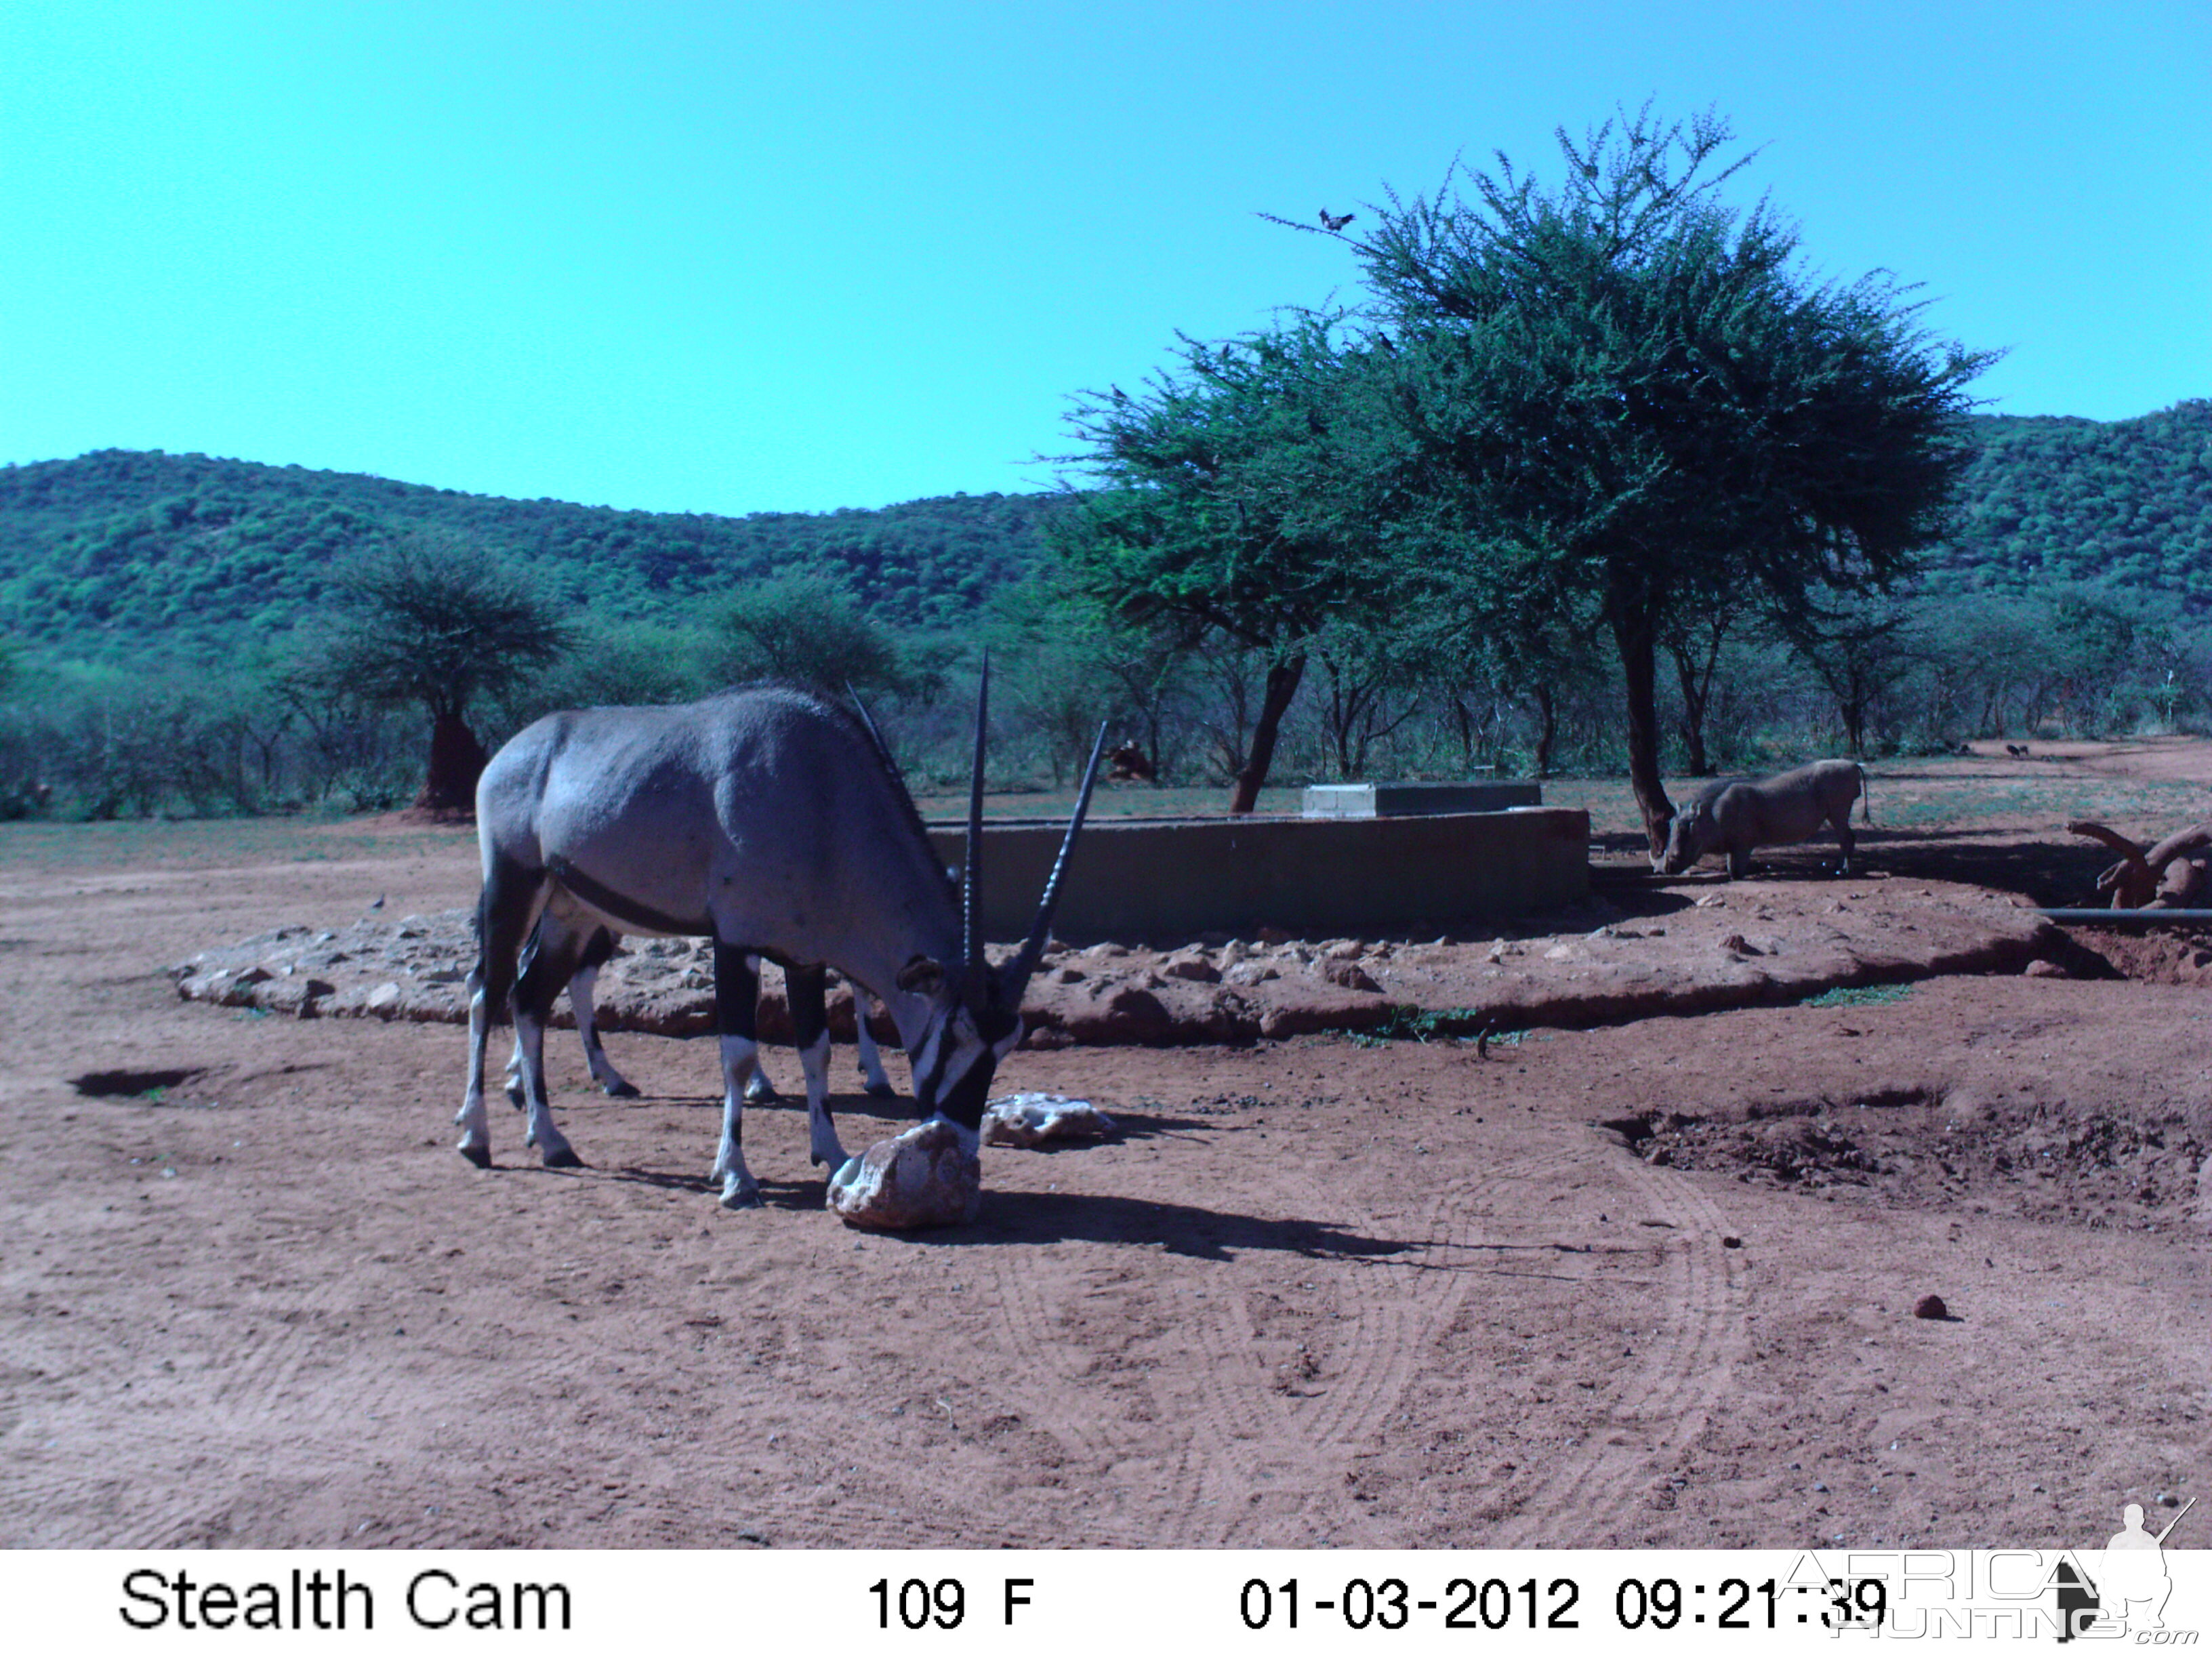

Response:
(703, 567), (933, 701)
(1049, 316), (1418, 810)
(1322, 104), (1994, 846)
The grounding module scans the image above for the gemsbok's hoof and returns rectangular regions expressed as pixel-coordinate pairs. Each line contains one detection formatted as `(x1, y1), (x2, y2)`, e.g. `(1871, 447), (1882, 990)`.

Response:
(542, 1146), (583, 1170)
(825, 1120), (981, 1231)
(602, 1080), (641, 1099)
(864, 1080), (898, 1099)
(457, 1142), (492, 1170)
(719, 1179), (763, 1210)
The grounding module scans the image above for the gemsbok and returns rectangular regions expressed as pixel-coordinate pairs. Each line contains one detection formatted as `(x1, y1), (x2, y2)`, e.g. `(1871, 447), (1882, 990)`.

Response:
(457, 676), (1102, 1225)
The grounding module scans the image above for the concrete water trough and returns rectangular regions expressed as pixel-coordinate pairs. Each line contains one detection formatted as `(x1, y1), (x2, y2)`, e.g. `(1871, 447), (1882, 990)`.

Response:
(1300, 780), (1542, 817)
(927, 798), (1588, 940)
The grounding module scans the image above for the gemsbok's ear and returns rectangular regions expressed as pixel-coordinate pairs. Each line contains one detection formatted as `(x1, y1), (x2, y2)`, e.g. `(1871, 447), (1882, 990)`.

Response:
(896, 955), (947, 995)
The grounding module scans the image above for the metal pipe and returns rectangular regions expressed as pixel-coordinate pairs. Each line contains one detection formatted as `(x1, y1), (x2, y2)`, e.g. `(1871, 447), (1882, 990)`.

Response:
(2039, 908), (2212, 926)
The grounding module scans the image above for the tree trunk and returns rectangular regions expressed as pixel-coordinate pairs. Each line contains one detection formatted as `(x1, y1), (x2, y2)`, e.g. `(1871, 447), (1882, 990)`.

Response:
(1668, 633), (1719, 775)
(1451, 695), (1475, 769)
(1841, 704), (1865, 758)
(1532, 682), (1558, 779)
(417, 706), (487, 814)
(1831, 659), (1872, 758)
(1228, 654), (1306, 815)
(1612, 608), (1675, 855)
(1840, 682), (1868, 758)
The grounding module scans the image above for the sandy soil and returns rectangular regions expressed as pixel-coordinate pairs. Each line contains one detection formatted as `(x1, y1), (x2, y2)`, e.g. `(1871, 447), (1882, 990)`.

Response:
(3, 743), (2208, 1550)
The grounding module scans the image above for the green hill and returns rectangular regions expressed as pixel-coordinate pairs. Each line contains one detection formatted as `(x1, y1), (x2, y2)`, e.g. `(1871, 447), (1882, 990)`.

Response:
(0, 449), (1061, 665)
(3, 399), (2209, 668)
(1929, 398), (2212, 600)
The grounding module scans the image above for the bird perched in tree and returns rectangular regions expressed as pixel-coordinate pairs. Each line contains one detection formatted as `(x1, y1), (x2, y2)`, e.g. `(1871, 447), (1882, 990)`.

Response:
(1319, 209), (1354, 232)
(1110, 384), (1128, 402)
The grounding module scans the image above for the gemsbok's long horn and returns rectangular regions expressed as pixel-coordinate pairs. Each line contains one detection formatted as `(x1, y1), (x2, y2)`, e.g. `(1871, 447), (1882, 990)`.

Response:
(1008, 722), (1109, 992)
(844, 681), (896, 771)
(962, 655), (989, 984)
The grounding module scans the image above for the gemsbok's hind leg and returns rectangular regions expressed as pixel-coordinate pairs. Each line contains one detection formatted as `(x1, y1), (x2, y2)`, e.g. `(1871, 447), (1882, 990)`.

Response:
(741, 953), (779, 1104)
(504, 909), (566, 1109)
(508, 921), (640, 1103)
(458, 854), (547, 1169)
(710, 942), (765, 1208)
(570, 960), (640, 1098)
(787, 963), (849, 1172)
(459, 987), (498, 1164)
(509, 922), (582, 1168)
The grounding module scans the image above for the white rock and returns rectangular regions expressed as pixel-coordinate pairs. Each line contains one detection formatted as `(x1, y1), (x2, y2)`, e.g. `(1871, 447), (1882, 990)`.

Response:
(983, 1093), (1118, 1148)
(825, 1121), (982, 1230)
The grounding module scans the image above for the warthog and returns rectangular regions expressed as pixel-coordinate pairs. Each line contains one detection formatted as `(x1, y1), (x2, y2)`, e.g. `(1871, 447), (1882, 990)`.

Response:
(1658, 759), (1869, 878)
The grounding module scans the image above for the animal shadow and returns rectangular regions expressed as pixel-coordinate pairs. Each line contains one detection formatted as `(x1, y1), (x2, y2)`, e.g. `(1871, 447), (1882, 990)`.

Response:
(921, 1189), (1422, 1262)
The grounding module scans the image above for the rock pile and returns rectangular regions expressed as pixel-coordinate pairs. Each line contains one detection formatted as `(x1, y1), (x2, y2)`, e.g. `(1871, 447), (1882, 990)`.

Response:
(171, 879), (2065, 1048)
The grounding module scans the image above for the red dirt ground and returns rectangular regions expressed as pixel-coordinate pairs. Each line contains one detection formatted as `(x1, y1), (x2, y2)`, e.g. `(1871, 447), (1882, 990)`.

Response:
(3, 742), (2207, 1549)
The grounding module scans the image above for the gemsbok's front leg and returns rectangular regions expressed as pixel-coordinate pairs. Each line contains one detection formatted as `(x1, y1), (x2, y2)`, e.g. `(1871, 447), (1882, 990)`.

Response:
(786, 963), (850, 1175)
(853, 996), (896, 1098)
(710, 941), (765, 1208)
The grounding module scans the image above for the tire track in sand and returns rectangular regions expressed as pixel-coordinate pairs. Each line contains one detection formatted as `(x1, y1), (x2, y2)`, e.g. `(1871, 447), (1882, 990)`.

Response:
(1105, 1136), (1585, 1545)
(7, 1267), (376, 1545)
(1482, 1141), (1750, 1545)
(970, 1251), (1199, 1547)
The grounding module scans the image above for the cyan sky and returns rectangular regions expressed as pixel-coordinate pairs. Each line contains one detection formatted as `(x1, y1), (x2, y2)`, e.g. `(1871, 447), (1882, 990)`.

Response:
(3, 1), (2206, 515)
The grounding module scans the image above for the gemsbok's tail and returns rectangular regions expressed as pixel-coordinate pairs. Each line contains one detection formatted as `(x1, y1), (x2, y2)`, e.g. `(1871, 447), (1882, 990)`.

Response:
(1857, 762), (1873, 825)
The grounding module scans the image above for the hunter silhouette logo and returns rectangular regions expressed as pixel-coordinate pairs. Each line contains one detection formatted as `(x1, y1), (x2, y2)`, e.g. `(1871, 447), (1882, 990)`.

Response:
(2058, 1495), (2196, 1640)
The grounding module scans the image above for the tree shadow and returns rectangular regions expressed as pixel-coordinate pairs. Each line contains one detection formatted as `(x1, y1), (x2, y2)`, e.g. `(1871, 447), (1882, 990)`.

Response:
(918, 1195), (1671, 1267)
(1596, 825), (2121, 907)
(1859, 828), (2114, 906)
(1583, 882), (1698, 920)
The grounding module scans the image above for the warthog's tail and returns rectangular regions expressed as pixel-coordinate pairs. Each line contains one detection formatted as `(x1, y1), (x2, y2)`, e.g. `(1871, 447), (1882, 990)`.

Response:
(1857, 762), (1873, 824)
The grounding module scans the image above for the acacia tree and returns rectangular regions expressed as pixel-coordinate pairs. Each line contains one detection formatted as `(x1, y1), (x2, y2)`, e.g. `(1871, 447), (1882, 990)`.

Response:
(1780, 586), (1927, 757)
(705, 567), (923, 701)
(308, 536), (571, 812)
(1050, 317), (1409, 813)
(1317, 105), (1992, 851)
(986, 577), (1197, 785)
(1662, 607), (1740, 775)
(1412, 524), (1601, 778)
(1309, 612), (1431, 780)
